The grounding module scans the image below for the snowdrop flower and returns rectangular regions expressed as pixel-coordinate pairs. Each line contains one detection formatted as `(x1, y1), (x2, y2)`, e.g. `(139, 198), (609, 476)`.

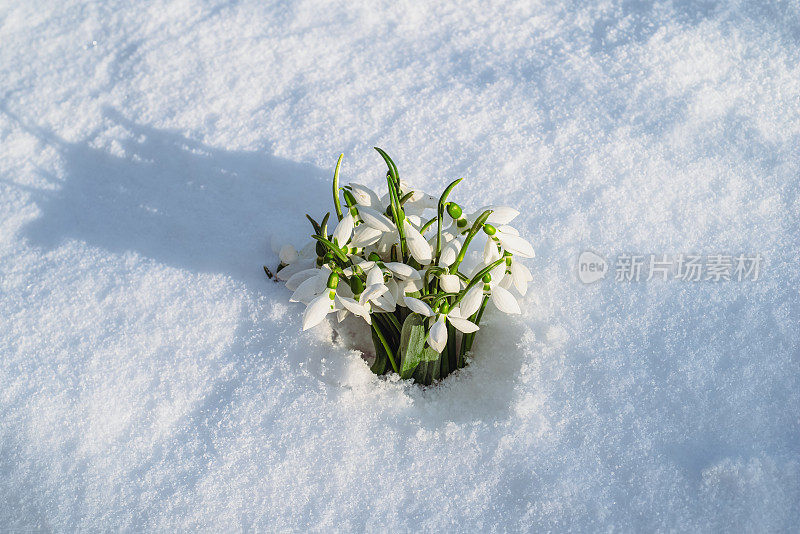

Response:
(347, 183), (382, 209)
(469, 205), (520, 225)
(332, 210), (355, 246)
(484, 223), (534, 259)
(290, 265), (332, 304)
(501, 253), (533, 296)
(439, 273), (461, 293)
(460, 269), (521, 316)
(303, 273), (341, 330)
(285, 267), (320, 291)
(403, 298), (479, 352)
(403, 217), (433, 264)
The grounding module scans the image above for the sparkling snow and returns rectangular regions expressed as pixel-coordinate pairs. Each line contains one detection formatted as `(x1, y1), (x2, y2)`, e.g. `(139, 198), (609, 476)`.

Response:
(1, 1), (799, 530)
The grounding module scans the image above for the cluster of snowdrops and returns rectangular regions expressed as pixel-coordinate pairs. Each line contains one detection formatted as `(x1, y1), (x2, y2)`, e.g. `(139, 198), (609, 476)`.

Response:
(271, 149), (533, 384)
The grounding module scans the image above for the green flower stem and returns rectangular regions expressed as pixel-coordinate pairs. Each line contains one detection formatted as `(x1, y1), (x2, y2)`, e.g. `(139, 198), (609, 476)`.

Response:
(371, 320), (398, 374)
(451, 257), (505, 308)
(384, 311), (402, 333)
(450, 209), (493, 273)
(332, 153), (344, 221)
(420, 216), (437, 234)
(386, 175), (409, 262)
(435, 178), (462, 265)
(459, 294), (489, 366)
(447, 322), (457, 371)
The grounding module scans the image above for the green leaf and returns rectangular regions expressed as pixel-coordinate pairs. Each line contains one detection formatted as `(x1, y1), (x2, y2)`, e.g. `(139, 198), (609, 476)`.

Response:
(305, 214), (321, 235)
(399, 313), (442, 383)
(370, 324), (389, 375)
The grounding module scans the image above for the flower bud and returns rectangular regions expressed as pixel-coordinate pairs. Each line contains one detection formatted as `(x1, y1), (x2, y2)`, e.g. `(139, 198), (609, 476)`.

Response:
(483, 223), (497, 236)
(482, 273), (492, 283)
(457, 218), (468, 229)
(350, 276), (365, 296)
(447, 202), (462, 219)
(326, 272), (339, 290)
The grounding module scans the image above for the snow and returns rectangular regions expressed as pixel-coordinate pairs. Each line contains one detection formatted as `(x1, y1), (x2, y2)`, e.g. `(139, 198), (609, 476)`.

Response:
(1, 0), (799, 530)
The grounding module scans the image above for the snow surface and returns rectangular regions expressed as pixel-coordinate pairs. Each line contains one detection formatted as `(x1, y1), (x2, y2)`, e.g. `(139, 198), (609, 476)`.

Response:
(1, 0), (799, 531)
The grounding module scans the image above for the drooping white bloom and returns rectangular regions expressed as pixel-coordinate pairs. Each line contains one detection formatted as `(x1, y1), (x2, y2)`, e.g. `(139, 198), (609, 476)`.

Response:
(279, 244), (298, 264)
(507, 260), (533, 295)
(439, 234), (463, 267)
(495, 227), (534, 258)
(460, 284), (484, 317)
(332, 211), (354, 246)
(404, 296), (434, 317)
(357, 206), (395, 233)
(303, 290), (339, 330)
(490, 284), (521, 314)
(470, 205), (519, 225)
(348, 183), (382, 209)
(439, 273), (461, 293)
(428, 316), (448, 352)
(337, 296), (372, 324)
(384, 262), (421, 281)
(425, 309), (479, 352)
(446, 307), (480, 333)
(285, 267), (320, 291)
(350, 224), (383, 247)
(404, 221), (433, 264)
(290, 266), (331, 304)
(483, 238), (502, 264)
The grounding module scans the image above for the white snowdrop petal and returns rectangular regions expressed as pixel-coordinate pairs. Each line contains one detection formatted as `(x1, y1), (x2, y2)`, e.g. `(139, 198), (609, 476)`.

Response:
(447, 315), (479, 334)
(349, 183), (381, 208)
(385, 262), (421, 280)
(338, 296), (371, 324)
(279, 244), (298, 264)
(332, 211), (354, 246)
(402, 277), (423, 294)
(405, 224), (433, 264)
(374, 292), (396, 312)
(439, 274), (461, 293)
(358, 206), (395, 233)
(515, 261), (533, 281)
(366, 266), (383, 287)
(497, 232), (535, 258)
(492, 285), (521, 314)
(386, 278), (401, 303)
(276, 260), (312, 281)
(351, 225), (382, 247)
(428, 317), (448, 352)
(302, 294), (334, 330)
(290, 276), (320, 303)
(404, 297), (435, 317)
(484, 238), (501, 263)
(360, 284), (388, 304)
(486, 206), (519, 225)
(285, 268), (319, 291)
(498, 225), (519, 236)
(460, 285), (484, 317)
(439, 237), (461, 267)
(510, 263), (529, 295)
